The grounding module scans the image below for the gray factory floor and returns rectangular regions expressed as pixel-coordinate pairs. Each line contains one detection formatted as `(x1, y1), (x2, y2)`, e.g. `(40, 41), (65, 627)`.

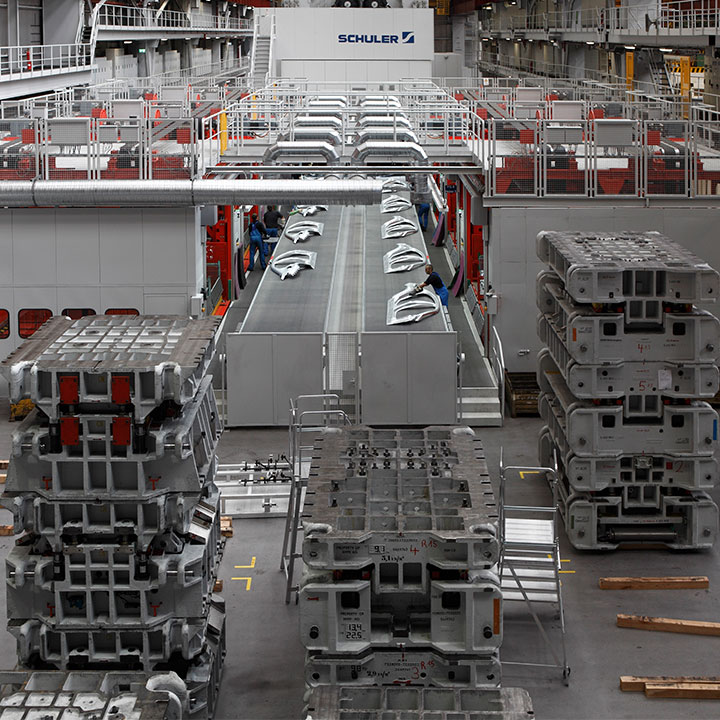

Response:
(1, 401), (720, 719)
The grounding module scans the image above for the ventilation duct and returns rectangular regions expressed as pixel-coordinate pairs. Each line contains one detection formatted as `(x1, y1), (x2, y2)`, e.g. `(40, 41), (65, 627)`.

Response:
(351, 141), (428, 165)
(263, 141), (340, 164)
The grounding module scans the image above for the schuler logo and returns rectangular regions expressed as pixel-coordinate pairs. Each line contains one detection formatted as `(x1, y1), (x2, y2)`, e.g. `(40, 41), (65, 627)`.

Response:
(337, 30), (416, 44)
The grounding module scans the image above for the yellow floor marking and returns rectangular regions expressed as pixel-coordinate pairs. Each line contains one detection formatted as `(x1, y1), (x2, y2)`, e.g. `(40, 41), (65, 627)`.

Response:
(559, 570), (576, 574)
(234, 557), (256, 569)
(231, 577), (253, 591)
(519, 471), (540, 479)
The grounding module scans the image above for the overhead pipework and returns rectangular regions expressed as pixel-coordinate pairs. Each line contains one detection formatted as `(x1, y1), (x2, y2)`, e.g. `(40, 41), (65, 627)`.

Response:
(0, 179), (384, 208)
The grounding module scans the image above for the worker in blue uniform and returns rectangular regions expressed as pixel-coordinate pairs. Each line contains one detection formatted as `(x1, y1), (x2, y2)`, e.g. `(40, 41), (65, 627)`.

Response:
(247, 214), (268, 271)
(416, 201), (431, 232)
(416, 264), (448, 306)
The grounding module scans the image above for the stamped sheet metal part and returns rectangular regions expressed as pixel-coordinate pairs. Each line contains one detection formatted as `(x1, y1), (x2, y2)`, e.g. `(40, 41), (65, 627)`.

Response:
(537, 230), (720, 304)
(381, 177), (411, 193)
(270, 249), (318, 280)
(383, 243), (427, 274)
(381, 215), (419, 240)
(295, 205), (328, 217)
(387, 283), (441, 325)
(1, 315), (219, 421)
(284, 220), (324, 243)
(381, 194), (413, 214)
(303, 686), (535, 720)
(302, 426), (500, 572)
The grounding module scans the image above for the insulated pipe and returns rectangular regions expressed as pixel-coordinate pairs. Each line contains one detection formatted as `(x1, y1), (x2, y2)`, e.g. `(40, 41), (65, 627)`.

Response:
(0, 178), (383, 208)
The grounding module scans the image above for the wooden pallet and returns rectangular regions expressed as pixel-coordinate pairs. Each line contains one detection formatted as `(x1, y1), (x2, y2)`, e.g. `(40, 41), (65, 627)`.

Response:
(0, 525), (14, 537)
(213, 579), (224, 593)
(504, 371), (540, 418)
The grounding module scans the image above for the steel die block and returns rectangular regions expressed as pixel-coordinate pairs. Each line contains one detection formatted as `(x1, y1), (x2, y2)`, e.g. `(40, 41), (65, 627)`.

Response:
(299, 574), (502, 655)
(558, 485), (719, 551)
(536, 230), (720, 305)
(305, 648), (501, 688)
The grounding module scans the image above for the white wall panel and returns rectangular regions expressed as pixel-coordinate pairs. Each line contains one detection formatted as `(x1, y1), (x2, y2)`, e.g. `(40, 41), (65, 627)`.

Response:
(56, 210), (100, 286)
(144, 293), (189, 315)
(100, 209), (144, 285)
(274, 8), (432, 82)
(12, 211), (56, 286)
(0, 213), (12, 285)
(13, 286), (58, 310)
(142, 209), (190, 285)
(57, 287), (101, 314)
(100, 286), (143, 313)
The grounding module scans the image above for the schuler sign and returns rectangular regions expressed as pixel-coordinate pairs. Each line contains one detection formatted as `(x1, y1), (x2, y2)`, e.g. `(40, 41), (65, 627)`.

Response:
(338, 31), (415, 44)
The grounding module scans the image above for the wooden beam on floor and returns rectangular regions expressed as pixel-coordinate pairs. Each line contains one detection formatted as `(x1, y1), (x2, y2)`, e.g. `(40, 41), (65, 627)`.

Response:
(645, 683), (720, 699)
(621, 676), (720, 692)
(600, 576), (709, 590)
(617, 614), (720, 636)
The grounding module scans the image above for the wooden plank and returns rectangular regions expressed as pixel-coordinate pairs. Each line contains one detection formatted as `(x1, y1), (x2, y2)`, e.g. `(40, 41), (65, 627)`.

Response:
(0, 460), (8, 470)
(621, 676), (720, 692)
(617, 613), (720, 636)
(0, 473), (6, 484)
(0, 525), (14, 536)
(645, 683), (720, 699)
(600, 576), (709, 590)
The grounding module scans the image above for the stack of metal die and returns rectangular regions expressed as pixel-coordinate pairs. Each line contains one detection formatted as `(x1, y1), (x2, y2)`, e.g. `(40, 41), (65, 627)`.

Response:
(0, 315), (226, 719)
(536, 230), (720, 550)
(300, 426), (532, 718)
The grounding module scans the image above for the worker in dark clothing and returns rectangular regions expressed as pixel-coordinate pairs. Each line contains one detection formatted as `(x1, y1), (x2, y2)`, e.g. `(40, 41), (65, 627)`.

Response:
(416, 264), (448, 306)
(263, 205), (284, 256)
(247, 213), (268, 271)
(416, 201), (431, 232)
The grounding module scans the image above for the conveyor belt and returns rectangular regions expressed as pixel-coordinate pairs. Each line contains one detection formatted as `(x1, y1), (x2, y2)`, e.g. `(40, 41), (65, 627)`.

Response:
(363, 194), (447, 333)
(241, 196), (448, 334)
(240, 207), (342, 333)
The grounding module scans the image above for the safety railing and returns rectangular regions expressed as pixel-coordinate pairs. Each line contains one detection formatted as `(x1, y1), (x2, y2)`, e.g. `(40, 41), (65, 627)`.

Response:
(484, 115), (720, 199)
(477, 51), (720, 108)
(265, 13), (277, 86)
(96, 5), (251, 32)
(0, 43), (93, 79)
(1, 114), (199, 181)
(490, 325), (505, 423)
(482, 0), (720, 36)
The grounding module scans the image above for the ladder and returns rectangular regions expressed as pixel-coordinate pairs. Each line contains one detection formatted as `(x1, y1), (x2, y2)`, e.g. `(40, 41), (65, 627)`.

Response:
(280, 394), (350, 604)
(498, 450), (570, 684)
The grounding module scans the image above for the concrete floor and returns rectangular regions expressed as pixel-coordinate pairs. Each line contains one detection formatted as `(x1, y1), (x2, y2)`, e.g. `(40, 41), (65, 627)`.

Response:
(0, 399), (720, 717)
(209, 419), (720, 720)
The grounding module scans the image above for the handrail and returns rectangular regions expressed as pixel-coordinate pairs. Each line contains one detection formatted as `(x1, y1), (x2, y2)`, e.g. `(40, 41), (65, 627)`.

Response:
(491, 325), (505, 422)
(249, 14), (259, 87)
(96, 5), (252, 32)
(264, 13), (277, 86)
(482, 0), (720, 36)
(0, 43), (93, 78)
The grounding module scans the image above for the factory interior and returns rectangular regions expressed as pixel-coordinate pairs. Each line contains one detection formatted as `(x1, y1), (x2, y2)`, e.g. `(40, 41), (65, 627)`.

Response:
(0, 0), (720, 718)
